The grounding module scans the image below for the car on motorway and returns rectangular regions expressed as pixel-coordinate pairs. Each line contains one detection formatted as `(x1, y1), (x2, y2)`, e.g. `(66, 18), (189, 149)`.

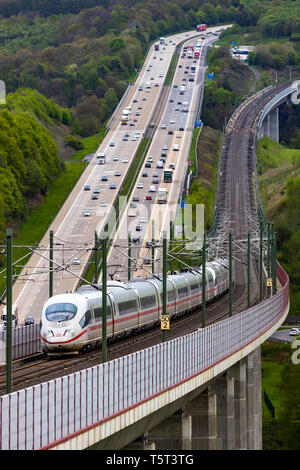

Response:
(161, 124), (166, 129)
(159, 73), (163, 77)
(24, 316), (35, 326)
(109, 142), (115, 147)
(152, 178), (159, 184)
(179, 127), (184, 131)
(136, 225), (142, 231)
(101, 175), (108, 181)
(130, 202), (137, 208)
(93, 187), (100, 193)
(115, 171), (121, 176)
(170, 99), (174, 103)
(152, 171), (158, 177)
(133, 120), (138, 124)
(175, 107), (180, 111)
(72, 258), (81, 265)
(163, 145), (168, 150)
(155, 83), (159, 87)
(128, 210), (136, 217)
(84, 185), (90, 191)
(146, 195), (152, 200)
(176, 134), (181, 138)
(168, 130), (174, 135)
(123, 158), (129, 163)
(92, 193), (98, 200)
(135, 111), (140, 116)
(173, 85), (177, 88)
(170, 120), (175, 124)
(113, 156), (119, 161)
(100, 201), (107, 207)
(133, 196), (139, 202)
(145, 162), (151, 168)
(137, 182), (143, 189)
(138, 106), (142, 109)
(147, 156), (153, 162)
(83, 210), (91, 217)
(142, 172), (148, 177)
(143, 258), (151, 265)
(133, 98), (137, 103)
(161, 153), (167, 158)
(123, 137), (128, 141)
(142, 97), (147, 101)
(132, 236), (140, 243)
(110, 183), (117, 189)
(130, 122), (135, 126)
(140, 217), (147, 223)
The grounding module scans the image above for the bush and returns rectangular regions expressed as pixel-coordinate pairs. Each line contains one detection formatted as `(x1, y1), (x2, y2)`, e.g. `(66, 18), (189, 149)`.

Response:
(64, 135), (84, 150)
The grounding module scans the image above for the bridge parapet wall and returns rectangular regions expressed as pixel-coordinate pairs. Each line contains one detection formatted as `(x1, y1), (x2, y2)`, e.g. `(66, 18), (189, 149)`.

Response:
(0, 264), (289, 450)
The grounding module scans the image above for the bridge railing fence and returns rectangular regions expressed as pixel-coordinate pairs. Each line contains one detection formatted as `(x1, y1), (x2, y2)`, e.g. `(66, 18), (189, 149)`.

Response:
(0, 263), (289, 450)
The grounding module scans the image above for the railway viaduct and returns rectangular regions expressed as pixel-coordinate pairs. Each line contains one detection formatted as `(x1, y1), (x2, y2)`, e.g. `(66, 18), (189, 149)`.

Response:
(256, 80), (300, 142)
(0, 81), (293, 451)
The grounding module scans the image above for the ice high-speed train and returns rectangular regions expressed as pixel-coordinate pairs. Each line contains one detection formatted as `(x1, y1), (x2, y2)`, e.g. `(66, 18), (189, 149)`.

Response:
(40, 259), (229, 355)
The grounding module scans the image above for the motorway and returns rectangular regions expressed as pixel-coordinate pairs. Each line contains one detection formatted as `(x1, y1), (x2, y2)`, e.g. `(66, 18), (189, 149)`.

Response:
(106, 34), (218, 281)
(3, 26), (228, 325)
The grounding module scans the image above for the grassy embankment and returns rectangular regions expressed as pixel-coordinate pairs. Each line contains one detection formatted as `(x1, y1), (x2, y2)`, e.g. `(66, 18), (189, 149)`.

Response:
(257, 136), (300, 449)
(187, 125), (221, 231)
(257, 135), (300, 218)
(261, 340), (300, 450)
(0, 132), (103, 297)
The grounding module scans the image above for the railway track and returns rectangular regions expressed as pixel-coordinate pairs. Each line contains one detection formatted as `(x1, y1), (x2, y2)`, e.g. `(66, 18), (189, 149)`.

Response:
(0, 78), (286, 397)
(0, 274), (262, 395)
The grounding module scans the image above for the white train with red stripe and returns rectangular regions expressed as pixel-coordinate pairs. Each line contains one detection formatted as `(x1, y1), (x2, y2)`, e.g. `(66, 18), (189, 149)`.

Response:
(40, 259), (229, 355)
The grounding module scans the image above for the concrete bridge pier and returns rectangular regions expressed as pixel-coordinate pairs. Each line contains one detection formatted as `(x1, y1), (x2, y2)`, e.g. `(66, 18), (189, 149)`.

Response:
(209, 371), (235, 449)
(261, 107), (279, 142)
(123, 348), (262, 451)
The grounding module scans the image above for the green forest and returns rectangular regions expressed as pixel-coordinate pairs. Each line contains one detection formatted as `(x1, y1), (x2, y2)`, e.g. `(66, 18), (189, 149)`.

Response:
(0, 0), (300, 288)
(0, 89), (73, 237)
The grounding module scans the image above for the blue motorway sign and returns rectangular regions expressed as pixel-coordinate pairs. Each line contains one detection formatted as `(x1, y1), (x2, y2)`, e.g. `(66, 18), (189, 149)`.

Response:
(208, 72), (214, 79)
(195, 120), (202, 127)
(181, 200), (187, 208)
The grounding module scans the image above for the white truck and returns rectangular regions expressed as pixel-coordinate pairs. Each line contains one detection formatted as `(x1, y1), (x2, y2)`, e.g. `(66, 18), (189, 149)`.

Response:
(97, 152), (105, 164)
(157, 188), (168, 204)
(1, 304), (18, 329)
(182, 102), (189, 112)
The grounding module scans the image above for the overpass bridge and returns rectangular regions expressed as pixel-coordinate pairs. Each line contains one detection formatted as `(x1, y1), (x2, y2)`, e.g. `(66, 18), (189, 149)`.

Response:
(0, 79), (296, 449)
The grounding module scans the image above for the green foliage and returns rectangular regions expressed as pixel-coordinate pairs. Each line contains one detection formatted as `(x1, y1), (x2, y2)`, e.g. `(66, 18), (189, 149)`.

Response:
(64, 135), (84, 150)
(274, 176), (300, 315)
(6, 88), (72, 126)
(202, 47), (252, 130)
(0, 98), (61, 240)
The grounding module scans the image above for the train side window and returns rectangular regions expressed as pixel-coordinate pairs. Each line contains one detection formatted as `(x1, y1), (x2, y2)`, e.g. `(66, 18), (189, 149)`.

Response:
(178, 286), (188, 298)
(167, 290), (175, 302)
(79, 310), (92, 328)
(93, 304), (112, 320)
(118, 299), (138, 316)
(140, 295), (156, 309)
(190, 281), (199, 291)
